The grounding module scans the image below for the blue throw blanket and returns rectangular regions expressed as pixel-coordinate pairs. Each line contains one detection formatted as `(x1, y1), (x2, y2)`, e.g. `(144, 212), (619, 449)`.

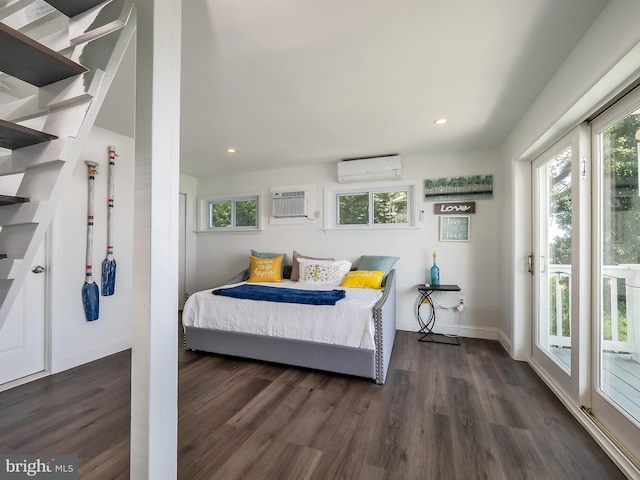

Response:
(212, 284), (346, 305)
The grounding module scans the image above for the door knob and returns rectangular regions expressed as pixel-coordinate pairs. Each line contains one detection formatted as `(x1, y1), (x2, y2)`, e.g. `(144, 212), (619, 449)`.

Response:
(32, 265), (45, 274)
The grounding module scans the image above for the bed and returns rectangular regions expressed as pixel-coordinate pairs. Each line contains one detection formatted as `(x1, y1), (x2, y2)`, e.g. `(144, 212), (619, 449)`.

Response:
(182, 264), (397, 384)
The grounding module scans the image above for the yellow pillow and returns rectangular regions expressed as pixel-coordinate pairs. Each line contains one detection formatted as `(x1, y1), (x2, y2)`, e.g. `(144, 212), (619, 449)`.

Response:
(341, 270), (384, 288)
(248, 255), (283, 283)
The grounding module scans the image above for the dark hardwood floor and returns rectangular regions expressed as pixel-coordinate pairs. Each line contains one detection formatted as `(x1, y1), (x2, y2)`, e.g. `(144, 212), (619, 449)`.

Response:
(0, 331), (627, 479)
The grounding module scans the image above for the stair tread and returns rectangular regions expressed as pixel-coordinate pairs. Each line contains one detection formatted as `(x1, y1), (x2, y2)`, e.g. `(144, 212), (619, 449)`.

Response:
(0, 195), (30, 206)
(0, 119), (58, 150)
(44, 0), (107, 17)
(0, 22), (87, 87)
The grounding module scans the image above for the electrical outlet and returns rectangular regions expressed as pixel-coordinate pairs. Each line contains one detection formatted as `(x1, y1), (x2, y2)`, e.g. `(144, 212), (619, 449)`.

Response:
(456, 296), (465, 312)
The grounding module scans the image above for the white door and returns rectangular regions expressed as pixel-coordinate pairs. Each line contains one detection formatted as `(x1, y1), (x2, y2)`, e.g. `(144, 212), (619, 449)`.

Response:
(0, 240), (47, 385)
(531, 126), (590, 404)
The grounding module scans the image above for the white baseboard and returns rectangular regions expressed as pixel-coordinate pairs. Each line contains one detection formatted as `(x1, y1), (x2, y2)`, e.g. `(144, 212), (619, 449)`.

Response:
(396, 320), (499, 341)
(52, 336), (131, 374)
(0, 370), (50, 393)
(498, 329), (513, 355)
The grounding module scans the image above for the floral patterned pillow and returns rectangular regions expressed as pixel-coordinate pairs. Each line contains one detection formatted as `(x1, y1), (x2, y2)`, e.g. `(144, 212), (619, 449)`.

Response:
(297, 259), (352, 285)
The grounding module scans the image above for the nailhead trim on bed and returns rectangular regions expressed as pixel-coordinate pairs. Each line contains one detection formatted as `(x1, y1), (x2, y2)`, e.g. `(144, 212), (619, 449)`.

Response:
(374, 306), (383, 384)
(372, 268), (395, 384)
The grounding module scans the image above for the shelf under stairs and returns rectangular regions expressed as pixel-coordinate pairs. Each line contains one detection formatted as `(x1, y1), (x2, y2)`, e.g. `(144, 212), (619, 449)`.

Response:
(0, 0), (135, 331)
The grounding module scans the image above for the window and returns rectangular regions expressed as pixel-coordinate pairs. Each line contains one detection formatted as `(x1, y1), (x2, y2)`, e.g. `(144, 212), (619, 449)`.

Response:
(326, 184), (415, 229)
(199, 193), (261, 232)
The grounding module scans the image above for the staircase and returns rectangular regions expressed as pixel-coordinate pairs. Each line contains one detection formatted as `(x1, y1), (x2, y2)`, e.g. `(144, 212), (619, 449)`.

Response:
(0, 0), (135, 331)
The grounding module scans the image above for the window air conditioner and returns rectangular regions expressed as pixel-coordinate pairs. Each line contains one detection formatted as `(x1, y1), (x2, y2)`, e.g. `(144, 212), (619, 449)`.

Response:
(272, 190), (308, 217)
(337, 155), (402, 183)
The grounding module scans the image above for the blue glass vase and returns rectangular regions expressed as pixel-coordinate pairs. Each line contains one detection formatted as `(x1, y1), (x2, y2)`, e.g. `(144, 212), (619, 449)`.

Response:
(430, 260), (440, 286)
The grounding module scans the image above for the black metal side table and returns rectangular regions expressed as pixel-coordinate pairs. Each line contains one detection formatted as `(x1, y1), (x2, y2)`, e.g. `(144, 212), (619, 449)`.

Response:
(416, 284), (461, 345)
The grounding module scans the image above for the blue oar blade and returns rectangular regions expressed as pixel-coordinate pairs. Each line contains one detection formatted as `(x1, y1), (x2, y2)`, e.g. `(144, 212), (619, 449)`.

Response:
(101, 258), (116, 296)
(82, 281), (100, 321)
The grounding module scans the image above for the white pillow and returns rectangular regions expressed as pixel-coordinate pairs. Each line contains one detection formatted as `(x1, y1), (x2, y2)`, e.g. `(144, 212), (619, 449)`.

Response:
(297, 259), (352, 285)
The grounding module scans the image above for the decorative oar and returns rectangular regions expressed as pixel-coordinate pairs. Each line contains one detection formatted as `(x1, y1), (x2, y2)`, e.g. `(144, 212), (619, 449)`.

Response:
(82, 160), (100, 321)
(101, 146), (117, 296)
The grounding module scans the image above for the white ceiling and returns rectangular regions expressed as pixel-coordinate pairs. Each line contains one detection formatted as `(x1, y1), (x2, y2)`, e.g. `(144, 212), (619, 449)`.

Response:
(95, 0), (610, 177)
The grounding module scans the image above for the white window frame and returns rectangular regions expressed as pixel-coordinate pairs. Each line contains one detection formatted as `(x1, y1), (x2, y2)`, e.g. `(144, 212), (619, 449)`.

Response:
(324, 181), (419, 230)
(197, 191), (262, 233)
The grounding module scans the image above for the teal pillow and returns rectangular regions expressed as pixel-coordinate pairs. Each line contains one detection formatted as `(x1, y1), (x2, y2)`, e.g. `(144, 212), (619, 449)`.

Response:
(251, 249), (287, 277)
(357, 255), (399, 284)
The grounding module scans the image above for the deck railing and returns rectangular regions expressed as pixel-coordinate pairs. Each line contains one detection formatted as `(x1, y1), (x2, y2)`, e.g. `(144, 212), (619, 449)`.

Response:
(548, 264), (640, 356)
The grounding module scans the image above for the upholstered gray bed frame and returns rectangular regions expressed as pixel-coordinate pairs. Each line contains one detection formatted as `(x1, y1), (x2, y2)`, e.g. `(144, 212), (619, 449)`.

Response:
(183, 268), (397, 384)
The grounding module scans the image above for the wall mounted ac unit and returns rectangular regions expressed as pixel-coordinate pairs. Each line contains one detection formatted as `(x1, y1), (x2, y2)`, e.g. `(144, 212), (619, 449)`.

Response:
(272, 190), (308, 217)
(337, 155), (401, 183)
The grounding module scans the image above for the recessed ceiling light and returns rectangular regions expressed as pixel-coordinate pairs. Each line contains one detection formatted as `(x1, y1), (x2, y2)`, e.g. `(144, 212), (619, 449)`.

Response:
(434, 118), (448, 125)
(225, 147), (237, 153)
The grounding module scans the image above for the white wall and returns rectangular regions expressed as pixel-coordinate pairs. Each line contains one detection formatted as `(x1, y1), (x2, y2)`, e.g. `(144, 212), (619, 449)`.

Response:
(49, 126), (134, 373)
(195, 149), (503, 340)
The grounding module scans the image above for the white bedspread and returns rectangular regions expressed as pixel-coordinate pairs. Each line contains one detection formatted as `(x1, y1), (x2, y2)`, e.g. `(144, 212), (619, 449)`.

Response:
(182, 280), (383, 349)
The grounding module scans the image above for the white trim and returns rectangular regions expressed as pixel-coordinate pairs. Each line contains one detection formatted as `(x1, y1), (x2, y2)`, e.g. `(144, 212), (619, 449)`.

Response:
(509, 159), (532, 362)
(324, 180), (420, 230)
(197, 190), (262, 232)
(179, 175), (198, 299)
(43, 222), (53, 383)
(51, 336), (131, 374)
(498, 329), (513, 355)
(0, 371), (49, 393)
(530, 125), (590, 403)
(396, 319), (500, 341)
(178, 193), (187, 310)
(321, 226), (423, 233)
(195, 228), (263, 235)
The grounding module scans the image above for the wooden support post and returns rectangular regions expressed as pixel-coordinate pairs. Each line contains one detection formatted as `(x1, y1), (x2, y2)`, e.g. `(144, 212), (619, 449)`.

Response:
(131, 0), (181, 478)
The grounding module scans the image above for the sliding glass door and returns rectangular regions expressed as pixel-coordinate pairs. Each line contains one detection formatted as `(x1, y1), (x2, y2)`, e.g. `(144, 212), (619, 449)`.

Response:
(591, 91), (640, 459)
(532, 90), (640, 462)
(532, 126), (589, 401)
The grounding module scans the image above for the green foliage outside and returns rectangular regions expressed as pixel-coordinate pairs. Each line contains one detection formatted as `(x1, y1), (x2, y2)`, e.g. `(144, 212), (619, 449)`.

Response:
(602, 114), (640, 265)
(601, 277), (628, 342)
(209, 199), (257, 228)
(373, 191), (407, 224)
(338, 190), (408, 225)
(549, 275), (571, 337)
(210, 201), (231, 228)
(548, 113), (639, 342)
(338, 194), (369, 225)
(235, 200), (256, 227)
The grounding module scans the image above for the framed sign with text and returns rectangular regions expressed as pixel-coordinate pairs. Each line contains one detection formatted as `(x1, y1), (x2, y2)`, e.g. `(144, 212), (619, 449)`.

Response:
(433, 201), (476, 215)
(440, 215), (470, 242)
